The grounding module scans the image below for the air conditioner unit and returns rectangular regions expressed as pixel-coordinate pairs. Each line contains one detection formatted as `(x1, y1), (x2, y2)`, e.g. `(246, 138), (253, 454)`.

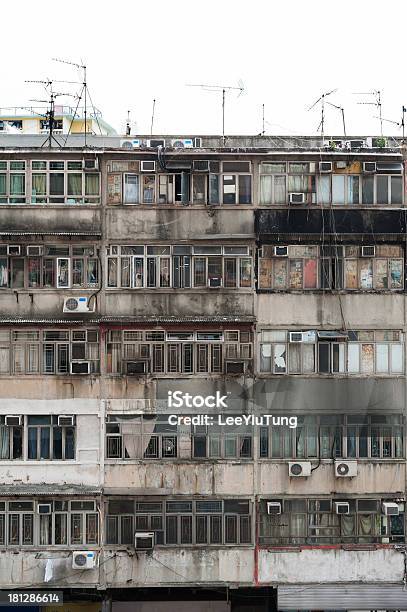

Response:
(5, 415), (22, 426)
(135, 532), (154, 550)
(193, 160), (211, 172)
(63, 297), (95, 313)
(120, 139), (141, 149)
(208, 277), (222, 288)
(346, 139), (366, 150)
(334, 502), (350, 515)
(141, 161), (156, 172)
(363, 162), (376, 173)
(72, 551), (97, 570)
(124, 360), (149, 375)
(267, 502), (282, 515)
(273, 246), (288, 257)
(194, 137), (202, 148)
(289, 192), (306, 204)
(171, 138), (193, 148)
(288, 461), (311, 477)
(147, 139), (165, 148)
(37, 503), (52, 515)
(225, 360), (245, 375)
(361, 246), (375, 257)
(382, 502), (400, 516)
(70, 361), (91, 375)
(27, 245), (43, 256)
(335, 460), (357, 477)
(289, 332), (303, 343)
(57, 415), (75, 427)
(319, 161), (332, 173)
(7, 245), (21, 256)
(82, 158), (99, 171)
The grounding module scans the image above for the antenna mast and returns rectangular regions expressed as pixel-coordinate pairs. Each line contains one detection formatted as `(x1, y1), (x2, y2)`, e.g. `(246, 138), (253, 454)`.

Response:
(307, 89), (337, 141)
(150, 99), (156, 135)
(52, 58), (88, 145)
(325, 100), (347, 139)
(186, 81), (245, 143)
(356, 90), (383, 136)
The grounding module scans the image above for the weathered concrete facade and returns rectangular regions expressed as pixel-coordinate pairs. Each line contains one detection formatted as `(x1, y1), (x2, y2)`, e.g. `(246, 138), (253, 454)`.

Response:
(0, 134), (406, 609)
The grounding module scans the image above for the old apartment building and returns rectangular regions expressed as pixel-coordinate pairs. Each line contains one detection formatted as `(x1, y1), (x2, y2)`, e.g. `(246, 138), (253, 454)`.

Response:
(0, 132), (406, 611)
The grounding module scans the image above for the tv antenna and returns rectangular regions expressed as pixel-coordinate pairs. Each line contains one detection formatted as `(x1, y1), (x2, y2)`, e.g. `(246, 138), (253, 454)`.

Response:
(355, 89), (383, 136)
(324, 100), (347, 139)
(186, 80), (245, 142)
(52, 57), (101, 146)
(25, 78), (76, 147)
(126, 110), (131, 136)
(307, 89), (337, 141)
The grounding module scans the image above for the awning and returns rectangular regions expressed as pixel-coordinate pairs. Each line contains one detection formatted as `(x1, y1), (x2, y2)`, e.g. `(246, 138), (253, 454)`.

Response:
(278, 584), (407, 609)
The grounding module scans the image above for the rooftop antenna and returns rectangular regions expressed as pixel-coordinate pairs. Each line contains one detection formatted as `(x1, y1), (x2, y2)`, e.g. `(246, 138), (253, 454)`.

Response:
(324, 100), (347, 139)
(126, 110), (131, 136)
(355, 89), (383, 136)
(186, 80), (245, 143)
(150, 99), (156, 136)
(307, 89), (337, 141)
(52, 57), (90, 145)
(29, 91), (73, 148)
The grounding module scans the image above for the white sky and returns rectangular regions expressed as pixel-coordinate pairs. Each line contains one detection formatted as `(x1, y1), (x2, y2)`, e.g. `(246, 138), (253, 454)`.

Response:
(2, 0), (407, 137)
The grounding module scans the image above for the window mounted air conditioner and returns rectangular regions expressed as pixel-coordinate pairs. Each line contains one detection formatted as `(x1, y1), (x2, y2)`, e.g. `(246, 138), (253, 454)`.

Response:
(135, 532), (154, 550)
(336, 161), (347, 169)
(27, 245), (43, 256)
(7, 245), (21, 256)
(37, 503), (52, 515)
(289, 192), (306, 205)
(120, 139), (140, 149)
(193, 160), (211, 172)
(289, 332), (303, 343)
(363, 162), (376, 173)
(57, 415), (75, 427)
(82, 158), (99, 171)
(319, 161), (332, 173)
(361, 246), (375, 257)
(381, 502), (400, 516)
(273, 246), (288, 257)
(225, 360), (245, 375)
(124, 360), (149, 375)
(147, 139), (165, 148)
(63, 297), (95, 313)
(208, 277), (222, 288)
(72, 551), (97, 570)
(171, 139), (193, 148)
(335, 460), (357, 477)
(267, 502), (282, 515)
(5, 415), (22, 426)
(288, 461), (311, 477)
(141, 161), (156, 172)
(334, 502), (350, 515)
(70, 361), (91, 375)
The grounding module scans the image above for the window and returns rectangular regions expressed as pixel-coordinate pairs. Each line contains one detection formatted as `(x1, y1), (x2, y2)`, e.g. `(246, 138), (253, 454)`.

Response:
(0, 499), (98, 547)
(106, 499), (251, 546)
(258, 244), (404, 291)
(106, 245), (252, 289)
(0, 329), (99, 375)
(192, 421), (252, 459)
(106, 329), (252, 375)
(259, 414), (403, 460)
(0, 161), (26, 204)
(0, 245), (99, 289)
(0, 415), (75, 461)
(106, 415), (178, 460)
(259, 497), (404, 545)
(29, 160), (100, 204)
(221, 161), (252, 204)
(259, 329), (403, 376)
